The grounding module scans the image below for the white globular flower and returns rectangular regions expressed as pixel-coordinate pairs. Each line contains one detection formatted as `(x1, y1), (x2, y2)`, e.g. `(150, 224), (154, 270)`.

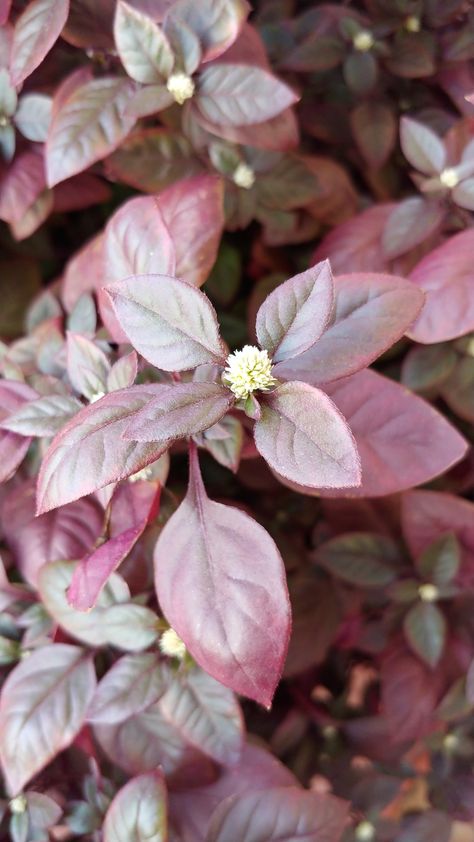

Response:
(159, 628), (187, 660)
(418, 583), (439, 602)
(355, 821), (376, 842)
(353, 30), (375, 52)
(166, 72), (195, 105)
(129, 465), (154, 483)
(9, 795), (27, 815)
(233, 162), (256, 190)
(223, 345), (277, 400)
(405, 14), (421, 32)
(439, 167), (459, 189)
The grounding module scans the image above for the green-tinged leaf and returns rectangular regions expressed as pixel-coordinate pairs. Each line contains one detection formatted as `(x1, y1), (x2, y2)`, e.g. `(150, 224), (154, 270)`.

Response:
(316, 533), (400, 587)
(416, 532), (461, 585)
(404, 601), (446, 668)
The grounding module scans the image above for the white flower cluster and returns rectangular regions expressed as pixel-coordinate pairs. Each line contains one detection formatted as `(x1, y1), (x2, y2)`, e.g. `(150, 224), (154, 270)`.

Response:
(159, 628), (187, 660)
(166, 72), (195, 105)
(223, 345), (276, 400)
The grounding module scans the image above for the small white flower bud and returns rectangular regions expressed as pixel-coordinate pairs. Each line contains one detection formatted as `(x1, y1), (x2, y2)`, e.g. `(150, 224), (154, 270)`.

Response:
(9, 794), (27, 814)
(160, 628), (187, 660)
(439, 167), (459, 189)
(166, 73), (195, 105)
(223, 345), (276, 400)
(405, 15), (421, 32)
(355, 821), (376, 841)
(353, 31), (374, 52)
(129, 465), (153, 483)
(418, 583), (439, 602)
(233, 162), (256, 189)
(443, 733), (459, 753)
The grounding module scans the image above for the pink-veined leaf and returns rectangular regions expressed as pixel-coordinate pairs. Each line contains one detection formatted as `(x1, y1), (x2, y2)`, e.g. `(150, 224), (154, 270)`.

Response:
(105, 274), (226, 370)
(159, 666), (243, 765)
(1, 479), (103, 587)
(400, 116), (446, 175)
(154, 443), (291, 706)
(87, 653), (166, 724)
(254, 381), (361, 489)
(157, 174), (224, 287)
(124, 382), (234, 442)
(166, 0), (249, 62)
(10, 0), (70, 86)
(36, 385), (168, 513)
(408, 229), (474, 343)
(52, 172), (112, 213)
(66, 332), (111, 400)
(68, 481), (160, 610)
(273, 272), (424, 385)
(114, 1), (174, 83)
(0, 644), (96, 795)
(46, 77), (137, 187)
(255, 261), (334, 363)
(380, 645), (445, 743)
(0, 394), (82, 437)
(207, 787), (349, 842)
(103, 770), (168, 842)
(0, 148), (46, 225)
(107, 351), (139, 392)
(196, 64), (298, 127)
(103, 195), (175, 284)
(312, 203), (395, 274)
(382, 197), (444, 260)
(0, 380), (37, 483)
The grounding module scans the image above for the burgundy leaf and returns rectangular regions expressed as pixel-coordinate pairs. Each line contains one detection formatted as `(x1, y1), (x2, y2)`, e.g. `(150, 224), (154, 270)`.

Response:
(273, 272), (425, 385)
(382, 198), (444, 260)
(0, 644), (96, 795)
(312, 203), (394, 275)
(154, 444), (291, 706)
(400, 116), (446, 175)
(52, 172), (112, 213)
(87, 653), (166, 725)
(255, 261), (334, 363)
(254, 381), (361, 489)
(105, 274), (226, 370)
(381, 646), (445, 743)
(114, 0), (174, 83)
(124, 382), (234, 442)
(157, 175), (225, 288)
(0, 380), (37, 483)
(167, 0), (249, 62)
(62, 232), (105, 313)
(207, 787), (349, 842)
(103, 770), (168, 842)
(10, 0), (70, 86)
(1, 479), (103, 587)
(36, 386), (168, 513)
(350, 101), (397, 169)
(159, 666), (243, 766)
(105, 128), (203, 194)
(408, 229), (474, 343)
(46, 77), (137, 187)
(68, 482), (160, 609)
(0, 148), (46, 225)
(104, 195), (175, 287)
(196, 64), (298, 127)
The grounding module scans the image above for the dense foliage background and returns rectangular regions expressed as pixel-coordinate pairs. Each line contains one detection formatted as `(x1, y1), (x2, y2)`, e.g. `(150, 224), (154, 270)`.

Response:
(0, 0), (474, 839)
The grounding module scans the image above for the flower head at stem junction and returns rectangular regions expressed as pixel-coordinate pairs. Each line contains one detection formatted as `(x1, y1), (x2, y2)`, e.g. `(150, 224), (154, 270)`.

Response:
(223, 345), (277, 400)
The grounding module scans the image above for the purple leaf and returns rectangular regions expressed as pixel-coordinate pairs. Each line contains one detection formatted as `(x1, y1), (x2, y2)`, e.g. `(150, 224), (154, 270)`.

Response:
(254, 381), (361, 489)
(105, 274), (226, 370)
(124, 382), (234, 442)
(46, 77), (137, 187)
(382, 198), (444, 260)
(104, 196), (175, 284)
(154, 443), (291, 706)
(0, 149), (46, 225)
(207, 787), (349, 842)
(167, 0), (249, 62)
(196, 64), (298, 127)
(114, 1), (174, 83)
(68, 482), (160, 610)
(159, 666), (243, 765)
(403, 601), (446, 668)
(255, 261), (334, 363)
(273, 272), (424, 385)
(0, 380), (37, 483)
(36, 386), (168, 513)
(103, 770), (168, 842)
(1, 479), (103, 587)
(87, 653), (166, 724)
(10, 0), (70, 86)
(400, 116), (446, 175)
(0, 644), (96, 795)
(312, 203), (395, 275)
(157, 175), (224, 288)
(408, 229), (474, 343)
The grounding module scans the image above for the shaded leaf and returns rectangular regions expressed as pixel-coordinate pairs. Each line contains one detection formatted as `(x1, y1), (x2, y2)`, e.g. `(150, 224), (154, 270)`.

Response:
(416, 533), (461, 585)
(196, 64), (297, 127)
(350, 101), (397, 169)
(382, 198), (444, 260)
(404, 601), (447, 668)
(0, 381), (37, 483)
(316, 533), (399, 587)
(400, 116), (446, 175)
(88, 653), (166, 724)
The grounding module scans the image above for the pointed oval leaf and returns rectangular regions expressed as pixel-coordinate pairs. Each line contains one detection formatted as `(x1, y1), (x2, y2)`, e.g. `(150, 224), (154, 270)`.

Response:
(408, 229), (474, 343)
(315, 533), (399, 587)
(416, 533), (461, 585)
(159, 666), (243, 765)
(104, 196), (175, 284)
(124, 382), (234, 442)
(10, 0), (70, 86)
(114, 1), (174, 83)
(207, 787), (349, 842)
(154, 446), (291, 706)
(382, 197), (444, 260)
(400, 116), (446, 175)
(105, 274), (226, 370)
(46, 77), (137, 187)
(273, 273), (424, 386)
(404, 601), (446, 668)
(103, 771), (167, 842)
(167, 0), (249, 62)
(14, 93), (52, 142)
(66, 332), (111, 400)
(196, 64), (298, 127)
(88, 653), (166, 724)
(0, 380), (37, 483)
(254, 381), (360, 489)
(36, 385), (168, 513)
(0, 644), (96, 795)
(255, 261), (334, 363)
